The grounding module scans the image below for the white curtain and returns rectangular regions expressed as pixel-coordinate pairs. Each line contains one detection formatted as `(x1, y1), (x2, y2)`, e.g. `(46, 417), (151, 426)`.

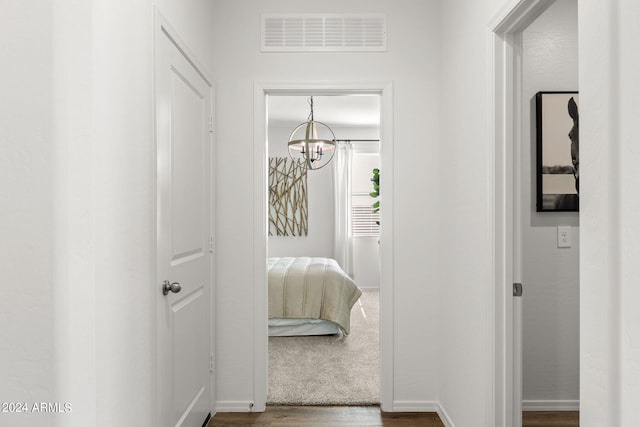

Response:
(333, 142), (353, 276)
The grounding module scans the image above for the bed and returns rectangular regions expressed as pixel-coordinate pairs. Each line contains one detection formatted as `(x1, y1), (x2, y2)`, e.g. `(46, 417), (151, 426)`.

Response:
(268, 257), (362, 336)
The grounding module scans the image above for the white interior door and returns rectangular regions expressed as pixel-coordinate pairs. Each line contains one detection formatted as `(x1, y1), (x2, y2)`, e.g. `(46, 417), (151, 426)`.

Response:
(156, 20), (213, 427)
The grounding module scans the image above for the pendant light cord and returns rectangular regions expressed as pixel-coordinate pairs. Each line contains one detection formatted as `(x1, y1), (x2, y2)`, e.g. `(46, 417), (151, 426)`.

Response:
(308, 96), (314, 121)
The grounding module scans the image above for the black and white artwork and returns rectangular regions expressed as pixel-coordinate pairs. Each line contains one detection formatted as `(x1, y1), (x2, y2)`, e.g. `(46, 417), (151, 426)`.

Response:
(535, 91), (579, 212)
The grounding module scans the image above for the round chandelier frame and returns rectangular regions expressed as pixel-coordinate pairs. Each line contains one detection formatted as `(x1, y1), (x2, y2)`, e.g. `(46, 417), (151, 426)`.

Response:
(287, 97), (336, 170)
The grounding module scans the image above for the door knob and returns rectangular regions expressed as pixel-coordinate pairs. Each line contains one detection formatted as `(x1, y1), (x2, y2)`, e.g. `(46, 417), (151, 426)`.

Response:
(513, 282), (523, 297)
(162, 280), (182, 295)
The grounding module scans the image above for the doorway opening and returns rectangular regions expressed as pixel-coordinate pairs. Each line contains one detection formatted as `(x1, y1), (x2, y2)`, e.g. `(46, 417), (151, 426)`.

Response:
(252, 83), (394, 412)
(520, 1), (580, 422)
(266, 94), (381, 405)
(492, 1), (579, 426)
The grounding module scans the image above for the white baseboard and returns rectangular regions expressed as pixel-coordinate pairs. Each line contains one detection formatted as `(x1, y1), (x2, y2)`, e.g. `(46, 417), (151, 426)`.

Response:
(391, 400), (439, 412)
(437, 402), (455, 427)
(215, 401), (256, 412)
(391, 400), (455, 426)
(522, 400), (579, 411)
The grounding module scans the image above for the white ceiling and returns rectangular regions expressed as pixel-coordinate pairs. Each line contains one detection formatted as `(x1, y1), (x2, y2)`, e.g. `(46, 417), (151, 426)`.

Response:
(267, 94), (380, 128)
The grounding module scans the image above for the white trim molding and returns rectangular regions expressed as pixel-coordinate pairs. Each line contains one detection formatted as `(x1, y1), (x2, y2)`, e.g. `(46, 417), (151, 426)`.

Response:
(489, 1), (558, 426)
(522, 400), (580, 411)
(437, 403), (455, 427)
(253, 81), (395, 412)
(391, 400), (439, 412)
(214, 401), (257, 413)
(391, 401), (454, 427)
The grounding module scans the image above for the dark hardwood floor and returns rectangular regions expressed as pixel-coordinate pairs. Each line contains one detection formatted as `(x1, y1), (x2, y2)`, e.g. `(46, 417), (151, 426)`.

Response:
(523, 411), (579, 427)
(209, 406), (579, 426)
(209, 406), (445, 426)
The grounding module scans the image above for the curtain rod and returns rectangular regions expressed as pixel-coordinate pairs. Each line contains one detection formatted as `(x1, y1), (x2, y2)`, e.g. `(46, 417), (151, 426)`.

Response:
(334, 139), (380, 142)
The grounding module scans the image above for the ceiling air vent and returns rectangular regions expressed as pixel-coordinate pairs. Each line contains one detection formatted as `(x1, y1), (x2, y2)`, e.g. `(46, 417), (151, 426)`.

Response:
(262, 13), (387, 52)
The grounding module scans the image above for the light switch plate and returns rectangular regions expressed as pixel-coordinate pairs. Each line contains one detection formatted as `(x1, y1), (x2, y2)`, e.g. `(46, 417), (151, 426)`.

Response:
(557, 226), (571, 248)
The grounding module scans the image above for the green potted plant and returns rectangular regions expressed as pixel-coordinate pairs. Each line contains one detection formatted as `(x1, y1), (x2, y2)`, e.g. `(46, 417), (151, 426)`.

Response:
(370, 168), (380, 225)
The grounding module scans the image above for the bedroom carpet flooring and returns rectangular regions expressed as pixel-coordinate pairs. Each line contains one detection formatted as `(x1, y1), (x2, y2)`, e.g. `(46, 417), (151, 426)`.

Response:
(268, 290), (379, 406)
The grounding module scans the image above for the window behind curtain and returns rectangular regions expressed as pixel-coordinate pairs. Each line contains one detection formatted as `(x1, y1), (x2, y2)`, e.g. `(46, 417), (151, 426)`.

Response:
(351, 152), (380, 238)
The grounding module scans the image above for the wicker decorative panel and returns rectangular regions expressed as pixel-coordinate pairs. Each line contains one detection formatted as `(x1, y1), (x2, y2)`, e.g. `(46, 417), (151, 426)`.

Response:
(269, 157), (308, 236)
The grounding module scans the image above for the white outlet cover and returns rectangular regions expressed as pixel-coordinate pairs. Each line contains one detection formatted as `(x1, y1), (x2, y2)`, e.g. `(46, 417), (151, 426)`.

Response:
(557, 226), (572, 248)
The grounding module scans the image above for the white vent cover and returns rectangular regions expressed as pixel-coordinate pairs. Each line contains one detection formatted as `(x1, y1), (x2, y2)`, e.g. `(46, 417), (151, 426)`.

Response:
(262, 13), (387, 52)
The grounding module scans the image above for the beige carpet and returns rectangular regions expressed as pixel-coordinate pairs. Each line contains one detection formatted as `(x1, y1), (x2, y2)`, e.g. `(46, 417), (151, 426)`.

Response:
(268, 289), (380, 405)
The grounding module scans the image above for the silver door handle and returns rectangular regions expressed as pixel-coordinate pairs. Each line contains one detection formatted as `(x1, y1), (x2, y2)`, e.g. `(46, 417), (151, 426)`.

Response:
(162, 280), (182, 295)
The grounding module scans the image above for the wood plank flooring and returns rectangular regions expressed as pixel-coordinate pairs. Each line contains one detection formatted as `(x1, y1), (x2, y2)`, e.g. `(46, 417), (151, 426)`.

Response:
(523, 411), (579, 427)
(209, 406), (445, 426)
(209, 406), (580, 426)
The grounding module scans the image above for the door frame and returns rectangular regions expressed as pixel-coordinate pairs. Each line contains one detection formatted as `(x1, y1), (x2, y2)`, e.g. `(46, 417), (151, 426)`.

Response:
(490, 1), (556, 426)
(252, 81), (394, 411)
(153, 9), (216, 424)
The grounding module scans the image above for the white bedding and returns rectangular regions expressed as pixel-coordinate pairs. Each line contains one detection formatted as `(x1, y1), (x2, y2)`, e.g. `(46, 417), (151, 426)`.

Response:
(268, 257), (362, 335)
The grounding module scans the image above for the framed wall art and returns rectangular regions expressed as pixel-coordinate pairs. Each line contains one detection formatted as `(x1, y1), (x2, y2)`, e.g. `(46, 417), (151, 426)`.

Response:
(535, 91), (579, 212)
(268, 157), (308, 236)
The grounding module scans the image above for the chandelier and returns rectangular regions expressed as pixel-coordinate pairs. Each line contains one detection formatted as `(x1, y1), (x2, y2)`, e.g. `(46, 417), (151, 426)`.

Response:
(287, 96), (336, 170)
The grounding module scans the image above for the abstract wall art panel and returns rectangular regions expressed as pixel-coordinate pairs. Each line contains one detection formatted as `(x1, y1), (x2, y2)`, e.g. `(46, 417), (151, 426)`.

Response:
(269, 157), (308, 236)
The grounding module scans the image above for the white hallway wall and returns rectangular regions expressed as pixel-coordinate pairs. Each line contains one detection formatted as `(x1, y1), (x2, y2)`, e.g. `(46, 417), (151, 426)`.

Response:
(438, 0), (506, 425)
(53, 1), (216, 425)
(238, 1), (640, 424)
(0, 0), (215, 426)
(4, 0), (640, 425)
(521, 0), (579, 407)
(212, 0), (442, 408)
(579, 0), (640, 426)
(0, 3), (54, 427)
(439, 0), (640, 426)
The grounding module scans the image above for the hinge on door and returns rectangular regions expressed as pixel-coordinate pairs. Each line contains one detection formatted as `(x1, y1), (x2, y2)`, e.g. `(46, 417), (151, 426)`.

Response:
(210, 353), (214, 373)
(209, 235), (214, 253)
(513, 282), (523, 297)
(209, 116), (214, 133)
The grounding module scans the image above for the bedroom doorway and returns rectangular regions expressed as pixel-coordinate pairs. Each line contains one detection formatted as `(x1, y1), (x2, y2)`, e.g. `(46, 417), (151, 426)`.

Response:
(252, 83), (394, 411)
(266, 94), (381, 406)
